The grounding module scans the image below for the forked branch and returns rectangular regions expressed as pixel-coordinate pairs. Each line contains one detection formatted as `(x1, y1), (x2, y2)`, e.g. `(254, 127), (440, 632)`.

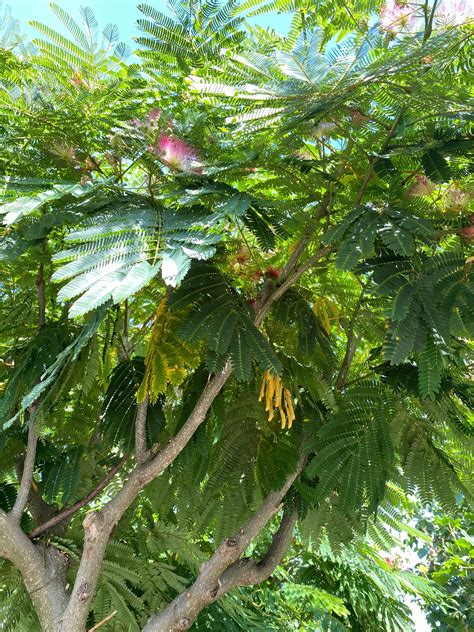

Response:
(142, 455), (305, 631)
(60, 243), (331, 631)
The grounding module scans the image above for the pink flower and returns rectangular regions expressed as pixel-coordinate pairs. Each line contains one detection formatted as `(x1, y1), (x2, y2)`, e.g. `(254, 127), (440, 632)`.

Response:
(156, 135), (201, 173)
(407, 174), (436, 197)
(459, 225), (474, 241)
(380, 1), (416, 31)
(49, 142), (77, 164)
(437, 0), (474, 25)
(146, 108), (161, 128)
(445, 187), (471, 210)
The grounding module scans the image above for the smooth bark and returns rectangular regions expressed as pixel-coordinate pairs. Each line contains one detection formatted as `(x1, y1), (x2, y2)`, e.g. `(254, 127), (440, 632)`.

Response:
(10, 420), (38, 522)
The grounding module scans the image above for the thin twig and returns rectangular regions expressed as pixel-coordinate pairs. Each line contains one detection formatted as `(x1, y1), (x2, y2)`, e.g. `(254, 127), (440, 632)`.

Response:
(255, 246), (332, 327)
(88, 610), (117, 631)
(10, 418), (38, 522)
(342, 361), (391, 389)
(135, 395), (150, 466)
(335, 284), (367, 391)
(29, 454), (129, 539)
(354, 107), (407, 205)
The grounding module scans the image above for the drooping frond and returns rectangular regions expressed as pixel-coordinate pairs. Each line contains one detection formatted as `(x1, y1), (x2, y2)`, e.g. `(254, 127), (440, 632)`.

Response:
(306, 381), (395, 512)
(370, 252), (474, 398)
(169, 261), (282, 380)
(3, 308), (105, 428)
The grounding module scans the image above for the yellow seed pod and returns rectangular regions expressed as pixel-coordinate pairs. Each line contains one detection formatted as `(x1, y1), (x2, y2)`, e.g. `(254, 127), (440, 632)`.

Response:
(275, 378), (283, 408)
(280, 405), (287, 429)
(258, 372), (295, 429)
(284, 388), (296, 429)
(266, 376), (275, 411)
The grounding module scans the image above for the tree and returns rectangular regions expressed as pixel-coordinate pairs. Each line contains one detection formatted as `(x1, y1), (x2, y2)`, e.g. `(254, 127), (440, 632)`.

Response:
(0, 1), (472, 630)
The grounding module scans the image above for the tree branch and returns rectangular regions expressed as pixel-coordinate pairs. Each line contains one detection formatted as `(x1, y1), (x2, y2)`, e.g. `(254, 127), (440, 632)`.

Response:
(335, 284), (367, 391)
(335, 333), (359, 392)
(216, 508), (297, 595)
(10, 418), (38, 522)
(135, 395), (150, 465)
(29, 453), (129, 540)
(0, 509), (68, 631)
(14, 461), (58, 528)
(270, 186), (335, 290)
(9, 262), (48, 522)
(354, 107), (407, 206)
(256, 245), (332, 326)
(142, 455), (305, 631)
(59, 364), (233, 631)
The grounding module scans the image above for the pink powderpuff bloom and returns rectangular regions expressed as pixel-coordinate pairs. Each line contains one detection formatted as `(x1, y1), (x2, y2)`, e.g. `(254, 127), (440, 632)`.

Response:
(312, 122), (337, 138)
(407, 174), (436, 197)
(157, 135), (202, 173)
(445, 187), (471, 209)
(437, 0), (474, 25)
(146, 108), (161, 127)
(380, 1), (416, 31)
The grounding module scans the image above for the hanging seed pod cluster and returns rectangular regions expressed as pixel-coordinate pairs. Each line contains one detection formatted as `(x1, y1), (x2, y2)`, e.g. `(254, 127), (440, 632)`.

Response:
(259, 371), (296, 429)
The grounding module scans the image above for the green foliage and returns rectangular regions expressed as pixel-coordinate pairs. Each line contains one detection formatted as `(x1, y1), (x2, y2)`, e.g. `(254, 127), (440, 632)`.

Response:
(0, 561), (39, 631)
(323, 204), (436, 269)
(43, 446), (83, 505)
(49, 196), (224, 315)
(0, 1), (473, 631)
(371, 252), (474, 398)
(169, 262), (282, 380)
(2, 308), (105, 428)
(101, 358), (165, 451)
(307, 382), (395, 512)
(0, 181), (95, 226)
(136, 0), (245, 71)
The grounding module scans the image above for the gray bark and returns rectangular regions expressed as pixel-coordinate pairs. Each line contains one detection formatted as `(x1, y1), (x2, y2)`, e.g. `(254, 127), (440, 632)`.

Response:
(135, 395), (150, 465)
(0, 510), (68, 631)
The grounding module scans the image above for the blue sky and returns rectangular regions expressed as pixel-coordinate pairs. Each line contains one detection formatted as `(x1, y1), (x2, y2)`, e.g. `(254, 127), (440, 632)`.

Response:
(9, 0), (289, 45)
